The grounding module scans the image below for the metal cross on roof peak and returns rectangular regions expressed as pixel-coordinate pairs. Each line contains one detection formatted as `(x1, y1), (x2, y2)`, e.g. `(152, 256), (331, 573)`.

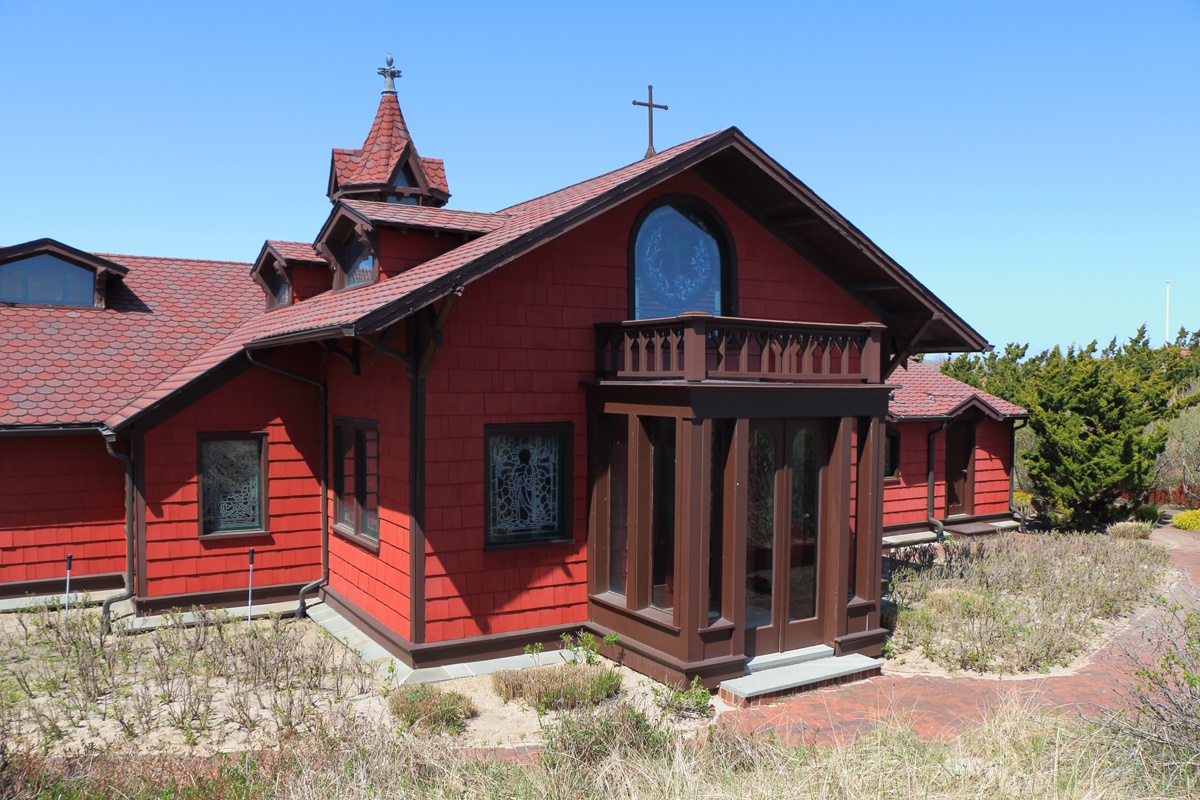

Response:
(378, 54), (402, 94)
(632, 85), (668, 159)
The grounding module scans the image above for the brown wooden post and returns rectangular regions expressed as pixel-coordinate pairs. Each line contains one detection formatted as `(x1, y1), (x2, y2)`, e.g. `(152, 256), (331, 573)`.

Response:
(864, 324), (884, 383)
(678, 417), (707, 661)
(683, 316), (708, 382)
(822, 417), (853, 646)
(852, 416), (884, 626)
(728, 418), (750, 659)
(629, 415), (652, 611)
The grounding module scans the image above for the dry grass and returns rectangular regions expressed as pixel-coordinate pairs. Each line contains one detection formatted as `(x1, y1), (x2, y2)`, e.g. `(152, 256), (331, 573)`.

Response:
(491, 662), (622, 712)
(0, 603), (376, 752)
(1107, 520), (1156, 539)
(5, 697), (1193, 799)
(887, 532), (1169, 673)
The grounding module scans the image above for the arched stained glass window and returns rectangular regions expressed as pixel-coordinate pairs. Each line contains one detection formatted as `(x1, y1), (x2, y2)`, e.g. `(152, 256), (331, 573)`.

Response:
(632, 202), (729, 319)
(0, 254), (95, 306)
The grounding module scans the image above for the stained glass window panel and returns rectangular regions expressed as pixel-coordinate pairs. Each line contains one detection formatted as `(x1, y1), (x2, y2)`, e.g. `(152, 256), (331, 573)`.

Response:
(633, 205), (723, 319)
(200, 439), (263, 534)
(486, 429), (568, 545)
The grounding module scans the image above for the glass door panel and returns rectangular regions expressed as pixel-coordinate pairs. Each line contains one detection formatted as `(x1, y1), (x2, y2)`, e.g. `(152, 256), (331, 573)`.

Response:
(788, 427), (819, 622)
(745, 427), (776, 631)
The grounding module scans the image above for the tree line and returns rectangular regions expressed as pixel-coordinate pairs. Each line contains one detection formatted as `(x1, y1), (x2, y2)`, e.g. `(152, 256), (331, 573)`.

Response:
(941, 326), (1200, 527)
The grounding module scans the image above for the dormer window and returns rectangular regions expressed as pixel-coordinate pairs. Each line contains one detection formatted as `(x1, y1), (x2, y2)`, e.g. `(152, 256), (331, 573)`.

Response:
(0, 255), (96, 306)
(262, 267), (291, 309)
(630, 197), (734, 320)
(0, 239), (127, 309)
(340, 234), (374, 288)
(391, 163), (417, 189)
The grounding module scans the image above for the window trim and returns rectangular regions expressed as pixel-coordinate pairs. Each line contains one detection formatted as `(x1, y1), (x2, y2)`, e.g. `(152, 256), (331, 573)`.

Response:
(482, 422), (574, 550)
(884, 428), (902, 483)
(332, 417), (381, 552)
(196, 431), (270, 539)
(627, 194), (738, 321)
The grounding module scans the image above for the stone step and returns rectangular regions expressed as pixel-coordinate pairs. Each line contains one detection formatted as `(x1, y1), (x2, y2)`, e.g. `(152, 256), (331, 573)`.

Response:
(719, 654), (882, 707)
(882, 530), (939, 548)
(746, 644), (833, 673)
(990, 519), (1021, 531)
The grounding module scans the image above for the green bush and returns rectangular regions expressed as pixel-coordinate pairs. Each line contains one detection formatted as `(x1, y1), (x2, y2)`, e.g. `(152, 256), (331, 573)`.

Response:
(1133, 503), (1163, 524)
(653, 675), (714, 718)
(387, 683), (477, 734)
(1172, 509), (1200, 530)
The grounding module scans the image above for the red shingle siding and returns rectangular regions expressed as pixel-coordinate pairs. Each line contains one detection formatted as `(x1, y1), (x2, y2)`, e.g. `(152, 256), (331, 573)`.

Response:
(325, 354), (412, 641)
(415, 171), (876, 643)
(290, 262), (331, 303)
(140, 360), (322, 598)
(0, 436), (125, 585)
(377, 229), (458, 278)
(973, 418), (1013, 516)
(882, 418), (1014, 527)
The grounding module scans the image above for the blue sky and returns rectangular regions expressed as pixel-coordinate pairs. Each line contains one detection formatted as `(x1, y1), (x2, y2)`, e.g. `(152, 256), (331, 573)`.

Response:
(1, 1), (1196, 354)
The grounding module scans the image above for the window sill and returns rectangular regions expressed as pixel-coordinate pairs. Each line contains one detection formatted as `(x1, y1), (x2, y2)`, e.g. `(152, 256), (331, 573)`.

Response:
(483, 536), (575, 552)
(199, 529), (272, 542)
(332, 523), (381, 555)
(589, 592), (680, 634)
(883, 476), (901, 485)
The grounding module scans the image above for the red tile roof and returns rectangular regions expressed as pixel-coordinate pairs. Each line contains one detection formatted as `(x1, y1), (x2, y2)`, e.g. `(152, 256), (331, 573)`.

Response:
(266, 240), (325, 264)
(1, 253), (260, 428)
(889, 361), (1027, 421)
(420, 157), (448, 194)
(340, 199), (506, 235)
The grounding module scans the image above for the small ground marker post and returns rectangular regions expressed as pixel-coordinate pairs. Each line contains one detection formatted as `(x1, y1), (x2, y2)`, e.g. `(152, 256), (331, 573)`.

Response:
(247, 548), (255, 628)
(64, 553), (73, 613)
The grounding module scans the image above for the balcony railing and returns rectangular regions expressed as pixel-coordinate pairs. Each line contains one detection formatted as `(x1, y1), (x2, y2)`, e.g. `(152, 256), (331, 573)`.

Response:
(596, 314), (885, 383)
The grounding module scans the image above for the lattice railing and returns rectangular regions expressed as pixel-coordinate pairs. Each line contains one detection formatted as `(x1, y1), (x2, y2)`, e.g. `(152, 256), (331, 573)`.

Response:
(595, 314), (885, 383)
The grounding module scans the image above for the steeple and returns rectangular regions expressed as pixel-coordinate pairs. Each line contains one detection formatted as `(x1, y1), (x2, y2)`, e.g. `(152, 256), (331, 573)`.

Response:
(327, 55), (450, 206)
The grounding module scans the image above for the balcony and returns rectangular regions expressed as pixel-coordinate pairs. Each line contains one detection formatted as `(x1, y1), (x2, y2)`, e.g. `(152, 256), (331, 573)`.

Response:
(595, 314), (885, 384)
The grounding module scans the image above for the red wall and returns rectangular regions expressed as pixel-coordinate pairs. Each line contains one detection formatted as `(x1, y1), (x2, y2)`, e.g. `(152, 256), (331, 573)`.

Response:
(324, 350), (413, 641)
(378, 229), (458, 277)
(0, 436), (125, 587)
(291, 262), (331, 302)
(139, 357), (322, 599)
(883, 418), (1013, 528)
(415, 171), (878, 643)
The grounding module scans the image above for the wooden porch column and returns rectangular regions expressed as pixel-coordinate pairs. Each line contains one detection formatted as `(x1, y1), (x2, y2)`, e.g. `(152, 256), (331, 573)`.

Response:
(822, 417), (853, 647)
(728, 418), (750, 660)
(836, 415), (889, 655)
(678, 416), (708, 662)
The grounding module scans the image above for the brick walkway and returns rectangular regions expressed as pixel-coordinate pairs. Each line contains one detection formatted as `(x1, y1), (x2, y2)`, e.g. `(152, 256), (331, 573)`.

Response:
(721, 528), (1200, 745)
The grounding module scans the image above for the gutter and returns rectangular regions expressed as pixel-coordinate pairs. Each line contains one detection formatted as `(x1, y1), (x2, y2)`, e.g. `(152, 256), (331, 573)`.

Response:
(244, 350), (329, 618)
(927, 420), (950, 543)
(0, 424), (100, 437)
(99, 427), (135, 622)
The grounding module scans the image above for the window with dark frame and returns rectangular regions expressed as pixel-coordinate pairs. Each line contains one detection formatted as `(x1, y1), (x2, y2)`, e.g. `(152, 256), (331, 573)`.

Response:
(334, 419), (380, 542)
(262, 267), (291, 309)
(484, 423), (572, 547)
(337, 232), (375, 289)
(630, 198), (733, 320)
(884, 429), (901, 480)
(198, 434), (267, 536)
(0, 254), (96, 307)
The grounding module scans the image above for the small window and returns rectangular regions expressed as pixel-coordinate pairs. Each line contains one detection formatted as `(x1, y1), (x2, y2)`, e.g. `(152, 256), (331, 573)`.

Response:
(0, 254), (95, 307)
(631, 200), (730, 319)
(337, 233), (375, 288)
(334, 419), (380, 543)
(484, 423), (572, 547)
(198, 434), (267, 536)
(884, 429), (901, 480)
(262, 268), (291, 309)
(391, 163), (418, 189)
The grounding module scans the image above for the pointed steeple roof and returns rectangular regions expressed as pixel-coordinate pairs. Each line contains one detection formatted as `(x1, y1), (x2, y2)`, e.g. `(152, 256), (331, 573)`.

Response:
(327, 56), (450, 207)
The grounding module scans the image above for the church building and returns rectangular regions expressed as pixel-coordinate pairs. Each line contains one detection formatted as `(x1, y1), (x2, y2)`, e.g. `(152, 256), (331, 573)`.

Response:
(0, 63), (1023, 686)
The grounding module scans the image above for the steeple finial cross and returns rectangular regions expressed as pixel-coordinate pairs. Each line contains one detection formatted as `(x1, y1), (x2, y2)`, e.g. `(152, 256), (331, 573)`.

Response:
(378, 54), (402, 94)
(632, 85), (668, 159)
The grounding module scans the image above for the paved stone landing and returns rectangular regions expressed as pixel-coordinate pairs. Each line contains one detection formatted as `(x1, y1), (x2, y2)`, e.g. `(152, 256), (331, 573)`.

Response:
(720, 650), (883, 707)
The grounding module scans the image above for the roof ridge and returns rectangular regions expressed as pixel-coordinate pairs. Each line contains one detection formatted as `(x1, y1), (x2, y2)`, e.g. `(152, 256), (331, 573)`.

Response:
(95, 252), (253, 267)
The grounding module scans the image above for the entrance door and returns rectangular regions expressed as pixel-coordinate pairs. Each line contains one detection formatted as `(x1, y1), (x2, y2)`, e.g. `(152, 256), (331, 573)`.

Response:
(744, 420), (824, 656)
(945, 421), (975, 517)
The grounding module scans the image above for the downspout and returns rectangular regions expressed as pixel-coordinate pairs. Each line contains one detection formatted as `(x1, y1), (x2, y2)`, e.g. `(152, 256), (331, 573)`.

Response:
(244, 350), (328, 618)
(927, 420), (950, 543)
(99, 427), (134, 621)
(1009, 418), (1029, 533)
